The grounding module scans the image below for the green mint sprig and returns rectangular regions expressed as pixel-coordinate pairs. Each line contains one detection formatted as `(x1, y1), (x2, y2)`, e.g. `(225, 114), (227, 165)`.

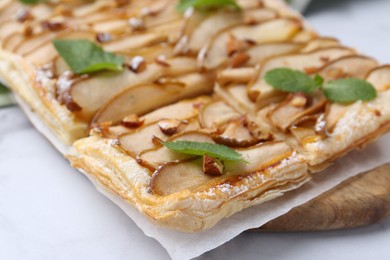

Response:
(176, 0), (241, 12)
(53, 39), (124, 74)
(19, 0), (44, 4)
(264, 68), (377, 103)
(164, 141), (246, 162)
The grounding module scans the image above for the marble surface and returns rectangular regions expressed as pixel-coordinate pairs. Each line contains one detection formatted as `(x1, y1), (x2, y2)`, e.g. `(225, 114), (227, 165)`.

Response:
(1, 0), (390, 259)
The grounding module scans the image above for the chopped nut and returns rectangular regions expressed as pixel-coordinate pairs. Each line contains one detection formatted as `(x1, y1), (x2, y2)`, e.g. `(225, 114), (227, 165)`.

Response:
(230, 52), (250, 68)
(158, 119), (182, 135)
(126, 56), (147, 73)
(320, 56), (330, 62)
(121, 114), (144, 128)
(22, 23), (33, 36)
(290, 93), (307, 107)
(41, 20), (66, 31)
(151, 135), (164, 146)
(374, 110), (382, 117)
(96, 32), (112, 43)
(155, 55), (170, 67)
(128, 17), (145, 31)
(16, 9), (33, 23)
(202, 155), (224, 175)
(304, 66), (318, 74)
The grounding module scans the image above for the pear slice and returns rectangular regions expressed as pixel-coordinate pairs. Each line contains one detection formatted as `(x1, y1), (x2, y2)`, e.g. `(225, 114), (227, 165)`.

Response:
(292, 29), (317, 43)
(215, 84), (259, 115)
(72, 0), (116, 17)
(318, 55), (378, 81)
(0, 21), (22, 42)
(25, 42), (58, 65)
(149, 158), (212, 196)
(324, 103), (349, 133)
(268, 94), (327, 131)
(249, 47), (356, 107)
(290, 127), (318, 145)
(92, 73), (213, 125)
(2, 33), (25, 52)
(142, 96), (211, 125)
(198, 100), (241, 129)
(366, 65), (390, 91)
(217, 67), (256, 86)
(92, 19), (128, 34)
(199, 18), (302, 69)
(301, 37), (340, 53)
(224, 141), (294, 174)
(245, 42), (304, 66)
(103, 33), (167, 53)
(14, 32), (55, 56)
(137, 131), (214, 169)
(188, 8), (277, 52)
(71, 64), (163, 121)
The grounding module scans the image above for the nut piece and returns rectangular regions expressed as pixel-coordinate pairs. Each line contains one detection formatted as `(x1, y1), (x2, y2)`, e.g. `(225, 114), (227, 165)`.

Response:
(230, 52), (250, 68)
(121, 114), (144, 128)
(158, 119), (182, 135)
(202, 155), (224, 175)
(96, 32), (112, 43)
(290, 94), (307, 108)
(126, 56), (147, 73)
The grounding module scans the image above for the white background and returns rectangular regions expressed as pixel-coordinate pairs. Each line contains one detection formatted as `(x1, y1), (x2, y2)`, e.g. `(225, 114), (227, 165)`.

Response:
(1, 0), (390, 259)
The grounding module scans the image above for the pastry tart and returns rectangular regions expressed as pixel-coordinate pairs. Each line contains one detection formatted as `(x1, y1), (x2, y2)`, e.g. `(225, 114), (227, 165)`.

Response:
(1, 0), (390, 232)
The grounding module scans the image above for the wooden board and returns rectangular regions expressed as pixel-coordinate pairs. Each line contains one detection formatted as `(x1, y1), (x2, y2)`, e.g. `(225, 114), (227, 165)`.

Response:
(256, 163), (390, 232)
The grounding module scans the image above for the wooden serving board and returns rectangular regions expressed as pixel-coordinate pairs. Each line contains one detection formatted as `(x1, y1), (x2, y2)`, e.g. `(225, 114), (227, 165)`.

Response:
(256, 163), (390, 232)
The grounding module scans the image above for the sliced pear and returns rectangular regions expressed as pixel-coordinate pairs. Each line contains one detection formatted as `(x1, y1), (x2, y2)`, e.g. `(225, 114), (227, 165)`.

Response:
(199, 100), (241, 129)
(103, 33), (167, 53)
(225, 141), (294, 174)
(189, 8), (277, 52)
(290, 127), (318, 145)
(292, 29), (317, 43)
(71, 64), (163, 121)
(138, 131), (214, 169)
(268, 93), (327, 131)
(24, 42), (58, 65)
(2, 33), (25, 52)
(0, 21), (22, 42)
(245, 42), (304, 66)
(215, 84), (258, 115)
(249, 47), (356, 107)
(366, 65), (390, 91)
(14, 32), (55, 56)
(318, 55), (378, 81)
(324, 103), (350, 133)
(118, 118), (200, 157)
(199, 18), (302, 69)
(92, 19), (128, 34)
(72, 0), (116, 17)
(217, 67), (256, 86)
(92, 73), (213, 125)
(161, 57), (199, 77)
(301, 37), (340, 53)
(143, 96), (211, 125)
(149, 158), (212, 196)
(79, 11), (118, 24)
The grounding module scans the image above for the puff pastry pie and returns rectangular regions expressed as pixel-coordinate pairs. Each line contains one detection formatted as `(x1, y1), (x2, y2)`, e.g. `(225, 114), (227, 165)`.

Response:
(1, 0), (390, 232)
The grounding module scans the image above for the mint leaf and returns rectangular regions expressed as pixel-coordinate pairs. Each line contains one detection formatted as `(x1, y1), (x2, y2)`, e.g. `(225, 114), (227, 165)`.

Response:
(164, 141), (245, 161)
(177, 0), (241, 12)
(0, 83), (15, 108)
(53, 39), (124, 74)
(264, 68), (321, 94)
(19, 0), (44, 4)
(323, 78), (377, 103)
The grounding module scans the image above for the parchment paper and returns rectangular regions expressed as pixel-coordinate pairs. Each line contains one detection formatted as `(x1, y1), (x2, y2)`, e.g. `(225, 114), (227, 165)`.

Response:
(13, 92), (390, 260)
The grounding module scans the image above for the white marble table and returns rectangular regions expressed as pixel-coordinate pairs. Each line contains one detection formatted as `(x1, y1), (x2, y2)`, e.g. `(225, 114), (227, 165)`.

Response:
(1, 0), (390, 259)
